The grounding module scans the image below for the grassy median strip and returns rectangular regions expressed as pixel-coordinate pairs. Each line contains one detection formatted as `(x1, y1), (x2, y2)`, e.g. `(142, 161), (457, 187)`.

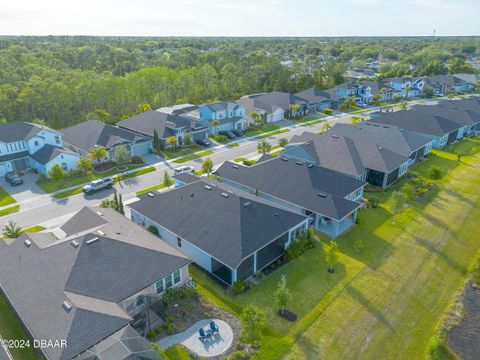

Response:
(0, 204), (20, 217)
(136, 181), (173, 196)
(0, 187), (16, 207)
(257, 128), (289, 139)
(21, 225), (46, 233)
(173, 150), (213, 164)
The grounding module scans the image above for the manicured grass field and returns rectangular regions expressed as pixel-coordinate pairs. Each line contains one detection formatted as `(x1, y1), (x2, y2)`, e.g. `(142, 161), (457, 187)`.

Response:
(245, 124), (281, 137)
(0, 187), (16, 207)
(163, 344), (191, 360)
(136, 180), (173, 196)
(192, 137), (480, 360)
(294, 115), (317, 123)
(162, 146), (202, 160)
(173, 150), (213, 163)
(0, 204), (20, 217)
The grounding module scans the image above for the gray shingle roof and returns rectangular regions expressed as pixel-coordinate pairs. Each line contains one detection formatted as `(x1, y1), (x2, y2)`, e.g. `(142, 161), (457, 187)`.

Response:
(117, 110), (202, 138)
(129, 180), (308, 269)
(238, 91), (304, 115)
(0, 151), (30, 163)
(411, 104), (480, 127)
(0, 121), (43, 143)
(173, 172), (201, 185)
(295, 88), (330, 104)
(215, 157), (364, 220)
(61, 120), (149, 152)
(371, 110), (462, 137)
(0, 207), (188, 360)
(202, 101), (240, 112)
(29, 145), (78, 165)
(330, 121), (433, 157)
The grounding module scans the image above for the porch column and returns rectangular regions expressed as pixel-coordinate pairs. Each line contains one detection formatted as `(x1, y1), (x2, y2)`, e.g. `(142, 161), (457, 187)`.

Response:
(352, 210), (358, 223)
(382, 172), (388, 189)
(253, 252), (257, 273)
(335, 221), (340, 238)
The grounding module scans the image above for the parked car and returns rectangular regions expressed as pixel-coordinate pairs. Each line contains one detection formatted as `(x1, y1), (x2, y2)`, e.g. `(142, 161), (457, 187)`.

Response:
(174, 166), (194, 175)
(196, 138), (211, 147)
(220, 131), (236, 140)
(232, 129), (244, 137)
(4, 171), (23, 186)
(82, 178), (114, 194)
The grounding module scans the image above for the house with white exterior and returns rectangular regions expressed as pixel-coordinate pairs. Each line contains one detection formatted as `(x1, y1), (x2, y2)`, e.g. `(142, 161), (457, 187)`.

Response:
(0, 121), (80, 176)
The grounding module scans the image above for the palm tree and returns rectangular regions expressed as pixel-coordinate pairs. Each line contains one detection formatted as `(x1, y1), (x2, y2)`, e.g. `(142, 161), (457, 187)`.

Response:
(278, 138), (288, 148)
(202, 158), (214, 176)
(88, 146), (108, 163)
(166, 136), (177, 149)
(321, 122), (332, 134)
(289, 104), (301, 120)
(211, 119), (220, 135)
(2, 221), (22, 239)
(251, 112), (263, 126)
(77, 157), (93, 175)
(257, 140), (272, 154)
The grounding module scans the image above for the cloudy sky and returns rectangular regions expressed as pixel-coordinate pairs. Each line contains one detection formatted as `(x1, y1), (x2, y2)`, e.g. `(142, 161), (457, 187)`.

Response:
(0, 0), (478, 36)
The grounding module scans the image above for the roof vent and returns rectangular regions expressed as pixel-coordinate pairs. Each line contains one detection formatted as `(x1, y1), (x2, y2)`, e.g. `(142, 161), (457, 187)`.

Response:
(317, 192), (327, 198)
(86, 237), (99, 245)
(307, 164), (314, 168)
(204, 185), (212, 190)
(232, 164), (239, 169)
(97, 230), (105, 236)
(243, 201), (251, 207)
(71, 240), (79, 248)
(96, 211), (103, 216)
(280, 157), (288, 161)
(221, 192), (229, 198)
(147, 192), (155, 198)
(331, 134), (339, 138)
(63, 301), (72, 312)
(274, 213), (279, 217)
(24, 239), (32, 247)
(378, 146), (383, 150)
(400, 128), (404, 131)
(295, 161), (303, 166)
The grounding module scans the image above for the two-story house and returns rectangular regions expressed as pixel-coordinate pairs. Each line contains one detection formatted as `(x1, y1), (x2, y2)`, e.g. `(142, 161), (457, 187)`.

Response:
(334, 82), (373, 105)
(0, 121), (79, 177)
(186, 101), (248, 135)
(382, 77), (425, 99)
(0, 207), (190, 360)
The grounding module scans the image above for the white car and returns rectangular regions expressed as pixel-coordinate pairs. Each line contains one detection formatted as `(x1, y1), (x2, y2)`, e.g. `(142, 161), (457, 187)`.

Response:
(82, 178), (114, 194)
(174, 166), (194, 175)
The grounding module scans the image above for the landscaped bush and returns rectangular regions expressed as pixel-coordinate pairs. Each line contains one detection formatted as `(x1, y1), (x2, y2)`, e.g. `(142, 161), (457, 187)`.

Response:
(211, 135), (228, 143)
(147, 225), (159, 236)
(286, 232), (316, 260)
(147, 331), (156, 340)
(131, 155), (143, 164)
(243, 159), (256, 166)
(429, 165), (442, 179)
(232, 281), (247, 295)
(162, 286), (197, 305)
(323, 108), (333, 115)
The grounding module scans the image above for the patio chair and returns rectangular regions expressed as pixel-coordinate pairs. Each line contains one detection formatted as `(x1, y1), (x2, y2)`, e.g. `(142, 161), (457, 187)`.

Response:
(210, 321), (219, 335)
(199, 328), (208, 342)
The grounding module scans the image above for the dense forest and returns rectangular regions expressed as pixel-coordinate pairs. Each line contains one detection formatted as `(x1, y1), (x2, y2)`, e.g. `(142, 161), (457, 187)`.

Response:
(0, 36), (478, 129)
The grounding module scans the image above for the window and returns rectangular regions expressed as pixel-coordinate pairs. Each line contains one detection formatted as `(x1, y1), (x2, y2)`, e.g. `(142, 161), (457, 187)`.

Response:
(55, 135), (60, 144)
(173, 270), (181, 284)
(136, 296), (145, 306)
(34, 140), (39, 146)
(177, 237), (182, 247)
(155, 280), (164, 294)
(165, 275), (173, 289)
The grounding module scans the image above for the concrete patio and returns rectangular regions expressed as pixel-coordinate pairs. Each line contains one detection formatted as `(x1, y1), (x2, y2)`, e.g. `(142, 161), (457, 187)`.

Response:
(156, 318), (233, 357)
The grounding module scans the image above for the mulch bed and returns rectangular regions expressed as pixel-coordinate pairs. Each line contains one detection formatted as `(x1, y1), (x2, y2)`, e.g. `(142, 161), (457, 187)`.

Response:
(278, 309), (297, 322)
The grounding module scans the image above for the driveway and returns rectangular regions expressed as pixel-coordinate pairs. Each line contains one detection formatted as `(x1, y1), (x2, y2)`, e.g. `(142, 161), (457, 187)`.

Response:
(0, 172), (45, 204)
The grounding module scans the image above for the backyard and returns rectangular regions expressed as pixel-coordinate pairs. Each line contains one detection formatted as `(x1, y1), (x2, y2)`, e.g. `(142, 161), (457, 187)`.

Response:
(192, 137), (480, 359)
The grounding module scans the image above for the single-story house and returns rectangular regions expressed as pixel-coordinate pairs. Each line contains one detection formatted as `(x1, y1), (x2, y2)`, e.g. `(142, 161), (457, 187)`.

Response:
(330, 122), (434, 165)
(117, 110), (208, 149)
(294, 88), (333, 112)
(61, 120), (152, 161)
(436, 99), (480, 134)
(214, 156), (366, 238)
(0, 121), (80, 176)
(422, 75), (475, 96)
(0, 207), (190, 360)
(129, 179), (309, 286)
(370, 110), (464, 148)
(285, 132), (411, 188)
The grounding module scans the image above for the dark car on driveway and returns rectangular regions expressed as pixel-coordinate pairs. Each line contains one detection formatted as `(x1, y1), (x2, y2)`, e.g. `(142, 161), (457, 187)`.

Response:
(5, 171), (23, 186)
(220, 131), (236, 140)
(196, 138), (211, 147)
(232, 129), (244, 137)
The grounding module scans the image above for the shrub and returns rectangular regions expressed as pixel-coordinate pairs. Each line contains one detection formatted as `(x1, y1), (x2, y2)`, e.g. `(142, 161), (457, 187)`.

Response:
(323, 108), (333, 115)
(429, 165), (442, 179)
(243, 159), (256, 166)
(227, 351), (250, 360)
(286, 233), (316, 260)
(254, 271), (265, 281)
(240, 305), (266, 344)
(162, 287), (197, 305)
(147, 331), (156, 340)
(232, 281), (247, 295)
(131, 155), (143, 164)
(147, 226), (159, 236)
(211, 135), (228, 143)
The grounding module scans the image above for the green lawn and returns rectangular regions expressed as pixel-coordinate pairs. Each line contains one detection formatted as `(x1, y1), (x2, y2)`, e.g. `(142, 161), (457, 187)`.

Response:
(245, 124), (281, 137)
(0, 204), (20, 217)
(163, 345), (191, 360)
(162, 146), (202, 160)
(192, 137), (480, 359)
(0, 187), (16, 207)
(136, 181), (173, 196)
(257, 128), (289, 139)
(229, 142), (240, 147)
(173, 150), (213, 164)
(38, 163), (147, 193)
(294, 115), (317, 123)
(0, 295), (38, 360)
(21, 225), (46, 233)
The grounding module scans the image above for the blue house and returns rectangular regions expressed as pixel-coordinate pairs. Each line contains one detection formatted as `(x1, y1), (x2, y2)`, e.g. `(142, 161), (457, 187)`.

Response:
(190, 101), (248, 135)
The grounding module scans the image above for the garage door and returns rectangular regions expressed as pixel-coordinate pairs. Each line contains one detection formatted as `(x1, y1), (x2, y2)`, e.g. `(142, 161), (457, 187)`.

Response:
(132, 141), (152, 156)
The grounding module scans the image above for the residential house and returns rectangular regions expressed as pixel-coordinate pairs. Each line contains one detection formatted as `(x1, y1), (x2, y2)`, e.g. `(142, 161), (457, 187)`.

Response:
(334, 81), (374, 105)
(157, 103), (198, 115)
(381, 77), (425, 99)
(237, 91), (306, 124)
(129, 179), (309, 286)
(438, 98), (480, 133)
(185, 101), (248, 135)
(343, 68), (378, 80)
(370, 110), (464, 148)
(0, 121), (79, 176)
(422, 74), (475, 96)
(285, 132), (411, 188)
(295, 88), (335, 112)
(215, 156), (366, 238)
(117, 110), (208, 149)
(0, 207), (190, 360)
(61, 120), (152, 161)
(329, 122), (434, 165)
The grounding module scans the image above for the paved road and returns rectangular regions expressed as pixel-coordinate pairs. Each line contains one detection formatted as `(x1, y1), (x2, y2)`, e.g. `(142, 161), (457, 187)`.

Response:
(0, 99), (436, 230)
